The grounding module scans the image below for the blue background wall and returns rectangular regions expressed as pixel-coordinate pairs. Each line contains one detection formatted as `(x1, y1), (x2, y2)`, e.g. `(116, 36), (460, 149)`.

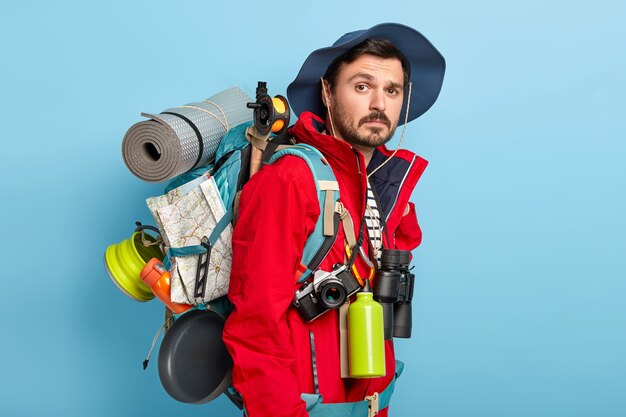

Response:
(1, 1), (624, 416)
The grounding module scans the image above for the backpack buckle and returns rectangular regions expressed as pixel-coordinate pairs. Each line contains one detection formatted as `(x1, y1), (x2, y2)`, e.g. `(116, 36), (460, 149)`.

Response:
(365, 392), (379, 417)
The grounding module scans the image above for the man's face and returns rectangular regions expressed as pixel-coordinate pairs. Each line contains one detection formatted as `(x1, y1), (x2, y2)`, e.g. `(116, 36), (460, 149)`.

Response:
(325, 54), (405, 149)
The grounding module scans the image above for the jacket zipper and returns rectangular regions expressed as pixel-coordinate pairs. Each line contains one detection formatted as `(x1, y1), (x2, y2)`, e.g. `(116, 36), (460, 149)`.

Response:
(351, 147), (368, 218)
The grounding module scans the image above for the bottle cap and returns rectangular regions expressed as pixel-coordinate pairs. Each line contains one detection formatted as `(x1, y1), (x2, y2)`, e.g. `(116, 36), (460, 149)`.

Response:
(140, 257), (164, 287)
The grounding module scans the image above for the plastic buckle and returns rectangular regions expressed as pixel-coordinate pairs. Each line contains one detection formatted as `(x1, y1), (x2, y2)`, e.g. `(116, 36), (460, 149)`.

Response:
(365, 392), (379, 417)
(194, 236), (211, 298)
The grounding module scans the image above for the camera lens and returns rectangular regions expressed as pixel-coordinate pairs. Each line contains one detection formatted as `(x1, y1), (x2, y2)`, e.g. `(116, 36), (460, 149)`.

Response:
(319, 281), (347, 309)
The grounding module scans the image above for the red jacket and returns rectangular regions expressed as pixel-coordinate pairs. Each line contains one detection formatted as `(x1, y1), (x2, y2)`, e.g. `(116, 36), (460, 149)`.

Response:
(223, 112), (428, 417)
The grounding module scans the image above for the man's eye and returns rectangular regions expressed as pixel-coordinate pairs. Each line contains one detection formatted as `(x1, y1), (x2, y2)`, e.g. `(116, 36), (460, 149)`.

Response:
(387, 88), (399, 95)
(355, 84), (368, 91)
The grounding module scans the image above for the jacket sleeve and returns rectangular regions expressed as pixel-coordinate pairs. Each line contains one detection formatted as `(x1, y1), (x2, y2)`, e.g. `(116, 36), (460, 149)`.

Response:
(393, 202), (423, 251)
(222, 156), (320, 417)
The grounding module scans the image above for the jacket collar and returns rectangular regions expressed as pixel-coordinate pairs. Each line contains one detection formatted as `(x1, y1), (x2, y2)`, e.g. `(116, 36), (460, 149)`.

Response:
(289, 111), (364, 178)
(289, 111), (421, 172)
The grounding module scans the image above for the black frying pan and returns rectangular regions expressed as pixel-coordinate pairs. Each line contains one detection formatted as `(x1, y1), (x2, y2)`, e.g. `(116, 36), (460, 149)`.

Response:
(158, 308), (232, 404)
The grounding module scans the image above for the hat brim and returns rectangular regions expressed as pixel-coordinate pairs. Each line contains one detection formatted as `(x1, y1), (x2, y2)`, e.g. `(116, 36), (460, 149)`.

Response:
(287, 23), (446, 125)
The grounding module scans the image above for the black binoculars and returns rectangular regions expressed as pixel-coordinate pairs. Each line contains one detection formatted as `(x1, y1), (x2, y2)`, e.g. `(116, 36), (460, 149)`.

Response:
(373, 249), (415, 340)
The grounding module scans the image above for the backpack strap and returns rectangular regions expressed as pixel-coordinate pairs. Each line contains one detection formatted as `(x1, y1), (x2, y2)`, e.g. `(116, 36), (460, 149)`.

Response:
(162, 210), (233, 272)
(267, 144), (340, 283)
(246, 126), (293, 155)
(299, 361), (404, 417)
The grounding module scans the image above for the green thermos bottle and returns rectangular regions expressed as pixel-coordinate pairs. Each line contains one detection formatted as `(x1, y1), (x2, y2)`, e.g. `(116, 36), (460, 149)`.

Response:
(348, 279), (386, 378)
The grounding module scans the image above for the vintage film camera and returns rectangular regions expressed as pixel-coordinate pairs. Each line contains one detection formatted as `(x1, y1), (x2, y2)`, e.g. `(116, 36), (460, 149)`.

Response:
(293, 264), (361, 322)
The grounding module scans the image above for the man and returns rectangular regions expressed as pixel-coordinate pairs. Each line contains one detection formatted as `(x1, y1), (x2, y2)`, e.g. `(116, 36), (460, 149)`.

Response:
(223, 23), (445, 417)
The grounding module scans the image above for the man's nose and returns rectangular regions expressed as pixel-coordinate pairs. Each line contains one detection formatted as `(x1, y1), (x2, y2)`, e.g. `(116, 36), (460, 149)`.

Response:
(370, 89), (386, 112)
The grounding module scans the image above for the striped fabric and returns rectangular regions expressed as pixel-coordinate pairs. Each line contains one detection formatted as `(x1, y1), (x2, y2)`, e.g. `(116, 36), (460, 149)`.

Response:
(365, 178), (383, 266)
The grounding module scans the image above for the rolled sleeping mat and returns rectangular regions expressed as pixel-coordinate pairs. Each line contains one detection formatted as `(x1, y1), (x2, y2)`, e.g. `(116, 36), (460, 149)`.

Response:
(158, 308), (232, 404)
(122, 86), (253, 183)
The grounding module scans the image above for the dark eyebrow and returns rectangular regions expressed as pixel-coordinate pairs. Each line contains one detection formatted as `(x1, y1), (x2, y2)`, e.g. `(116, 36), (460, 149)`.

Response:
(347, 72), (374, 83)
(347, 72), (404, 90)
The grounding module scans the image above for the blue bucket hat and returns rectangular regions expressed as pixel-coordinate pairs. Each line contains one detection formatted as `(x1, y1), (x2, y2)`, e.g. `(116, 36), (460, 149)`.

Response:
(287, 23), (446, 125)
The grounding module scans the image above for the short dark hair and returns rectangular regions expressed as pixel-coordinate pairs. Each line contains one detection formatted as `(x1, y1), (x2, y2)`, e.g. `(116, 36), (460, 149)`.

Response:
(323, 38), (410, 89)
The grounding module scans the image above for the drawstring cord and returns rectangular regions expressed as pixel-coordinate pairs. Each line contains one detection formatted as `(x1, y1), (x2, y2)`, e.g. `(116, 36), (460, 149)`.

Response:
(143, 314), (174, 370)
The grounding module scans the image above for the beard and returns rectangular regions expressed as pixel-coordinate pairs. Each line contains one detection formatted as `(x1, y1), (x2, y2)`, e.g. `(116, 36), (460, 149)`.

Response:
(329, 99), (398, 148)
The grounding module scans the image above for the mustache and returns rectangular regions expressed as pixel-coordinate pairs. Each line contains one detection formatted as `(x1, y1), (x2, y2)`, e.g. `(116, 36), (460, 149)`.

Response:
(359, 112), (391, 127)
